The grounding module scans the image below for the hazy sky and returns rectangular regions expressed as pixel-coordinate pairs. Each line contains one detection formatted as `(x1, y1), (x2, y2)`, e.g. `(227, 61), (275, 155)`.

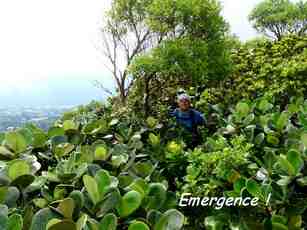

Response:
(0, 0), (260, 106)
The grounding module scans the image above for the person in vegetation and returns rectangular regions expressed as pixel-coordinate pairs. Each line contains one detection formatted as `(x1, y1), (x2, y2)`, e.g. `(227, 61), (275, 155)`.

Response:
(170, 94), (206, 148)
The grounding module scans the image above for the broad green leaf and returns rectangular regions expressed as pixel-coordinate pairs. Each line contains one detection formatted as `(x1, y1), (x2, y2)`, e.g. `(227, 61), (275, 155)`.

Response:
(128, 221), (150, 230)
(7, 213), (23, 230)
(48, 127), (65, 138)
(94, 146), (108, 161)
(243, 113), (255, 125)
(0, 204), (8, 230)
(30, 208), (61, 230)
(133, 162), (154, 178)
(276, 112), (289, 131)
(0, 146), (14, 160)
(264, 151), (276, 172)
(87, 218), (99, 230)
(10, 174), (35, 189)
(233, 177), (246, 193)
(278, 155), (295, 176)
(154, 209), (184, 230)
(76, 214), (87, 230)
(95, 169), (111, 197)
(146, 117), (158, 128)
(0, 174), (10, 187)
(4, 131), (28, 154)
(117, 191), (142, 218)
(83, 175), (100, 205)
(99, 213), (117, 230)
(96, 189), (121, 218)
(166, 141), (182, 154)
(54, 143), (75, 158)
(4, 187), (20, 208)
(118, 175), (134, 188)
(46, 219), (61, 229)
(161, 191), (177, 211)
(111, 155), (127, 168)
(288, 215), (302, 229)
(235, 102), (250, 119)
(0, 187), (8, 203)
(267, 135), (279, 146)
(271, 215), (287, 225)
(148, 133), (160, 146)
(271, 223), (288, 230)
(246, 179), (264, 200)
(47, 219), (76, 230)
(32, 132), (48, 148)
(301, 133), (307, 148)
(254, 133), (265, 146)
(128, 178), (148, 199)
(69, 190), (85, 213)
(146, 183), (167, 211)
(258, 99), (272, 112)
(63, 120), (77, 131)
(287, 149), (303, 175)
(57, 198), (75, 219)
(33, 198), (48, 209)
(7, 160), (31, 180)
(147, 210), (162, 227)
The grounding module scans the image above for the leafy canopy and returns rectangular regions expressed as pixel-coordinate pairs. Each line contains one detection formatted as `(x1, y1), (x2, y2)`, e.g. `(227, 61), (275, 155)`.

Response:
(249, 0), (307, 40)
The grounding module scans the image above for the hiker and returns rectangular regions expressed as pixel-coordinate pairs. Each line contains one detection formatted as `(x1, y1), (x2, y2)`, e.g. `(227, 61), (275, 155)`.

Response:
(169, 94), (206, 148)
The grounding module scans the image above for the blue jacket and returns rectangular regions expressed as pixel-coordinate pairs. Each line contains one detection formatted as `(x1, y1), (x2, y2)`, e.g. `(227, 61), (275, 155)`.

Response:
(170, 108), (206, 132)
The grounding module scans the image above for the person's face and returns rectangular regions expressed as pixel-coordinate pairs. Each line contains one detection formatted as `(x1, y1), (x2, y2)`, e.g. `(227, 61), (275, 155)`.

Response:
(178, 99), (190, 111)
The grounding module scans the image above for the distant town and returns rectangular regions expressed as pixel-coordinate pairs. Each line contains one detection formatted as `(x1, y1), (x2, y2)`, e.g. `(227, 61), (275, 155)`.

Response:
(0, 106), (74, 131)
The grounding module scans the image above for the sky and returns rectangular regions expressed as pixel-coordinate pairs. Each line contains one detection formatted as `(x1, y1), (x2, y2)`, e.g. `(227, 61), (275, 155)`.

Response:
(0, 0), (260, 107)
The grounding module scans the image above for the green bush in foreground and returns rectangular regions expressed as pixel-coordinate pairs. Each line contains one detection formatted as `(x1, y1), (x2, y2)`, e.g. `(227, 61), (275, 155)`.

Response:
(181, 97), (307, 229)
(0, 95), (306, 229)
(0, 103), (185, 230)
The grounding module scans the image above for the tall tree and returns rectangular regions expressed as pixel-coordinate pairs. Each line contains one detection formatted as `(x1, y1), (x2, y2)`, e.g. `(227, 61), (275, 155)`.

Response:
(128, 0), (231, 116)
(249, 0), (307, 40)
(100, 0), (164, 104)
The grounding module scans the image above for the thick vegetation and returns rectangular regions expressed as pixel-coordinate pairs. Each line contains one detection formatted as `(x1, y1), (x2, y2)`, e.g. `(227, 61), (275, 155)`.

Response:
(0, 102), (185, 229)
(0, 0), (307, 229)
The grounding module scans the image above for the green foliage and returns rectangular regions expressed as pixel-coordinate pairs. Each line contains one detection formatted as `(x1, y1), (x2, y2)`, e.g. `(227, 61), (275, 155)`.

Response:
(1, 90), (307, 230)
(179, 96), (307, 228)
(0, 102), (184, 230)
(183, 135), (253, 196)
(99, 213), (117, 230)
(197, 35), (307, 110)
(128, 0), (232, 117)
(128, 221), (150, 230)
(249, 0), (307, 40)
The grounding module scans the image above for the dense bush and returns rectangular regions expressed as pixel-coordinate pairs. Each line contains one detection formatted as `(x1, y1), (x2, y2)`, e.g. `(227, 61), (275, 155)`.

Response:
(0, 103), (185, 229)
(181, 97), (307, 229)
(196, 35), (307, 111)
(1, 90), (307, 229)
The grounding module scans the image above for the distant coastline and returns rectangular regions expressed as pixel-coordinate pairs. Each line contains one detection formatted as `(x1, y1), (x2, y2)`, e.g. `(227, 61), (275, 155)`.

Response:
(0, 105), (74, 131)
